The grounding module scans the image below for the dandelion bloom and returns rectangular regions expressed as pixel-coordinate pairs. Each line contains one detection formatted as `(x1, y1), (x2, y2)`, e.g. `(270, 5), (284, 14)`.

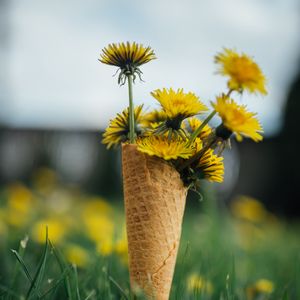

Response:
(137, 135), (194, 160)
(150, 88), (207, 138)
(32, 218), (67, 244)
(141, 109), (168, 129)
(215, 48), (267, 95)
(187, 117), (212, 140)
(65, 245), (89, 267)
(102, 105), (144, 149)
(212, 95), (263, 142)
(151, 88), (208, 120)
(187, 273), (213, 294)
(99, 42), (156, 84)
(231, 196), (267, 223)
(247, 279), (274, 299)
(197, 149), (224, 183)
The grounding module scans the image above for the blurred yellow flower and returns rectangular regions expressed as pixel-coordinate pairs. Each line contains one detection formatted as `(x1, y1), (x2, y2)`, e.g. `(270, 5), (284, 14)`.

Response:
(137, 135), (194, 160)
(187, 273), (213, 295)
(215, 48), (267, 95)
(5, 210), (30, 227)
(102, 105), (144, 149)
(231, 196), (267, 223)
(234, 222), (265, 251)
(4, 183), (35, 227)
(213, 95), (263, 142)
(96, 239), (113, 256)
(32, 218), (67, 244)
(65, 244), (89, 268)
(32, 168), (57, 194)
(115, 239), (128, 254)
(246, 279), (274, 299)
(7, 183), (33, 214)
(99, 42), (156, 84)
(84, 215), (114, 243)
(114, 228), (128, 265)
(82, 198), (113, 216)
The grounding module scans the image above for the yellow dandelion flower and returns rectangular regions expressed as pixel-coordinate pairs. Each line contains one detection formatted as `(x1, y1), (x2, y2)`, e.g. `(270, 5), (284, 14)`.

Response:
(137, 135), (194, 160)
(65, 244), (89, 268)
(151, 88), (207, 138)
(7, 183), (33, 214)
(32, 218), (67, 244)
(231, 196), (267, 223)
(5, 209), (30, 227)
(215, 48), (267, 95)
(197, 149), (224, 183)
(246, 279), (274, 300)
(253, 279), (274, 293)
(187, 117), (212, 140)
(141, 109), (168, 129)
(96, 239), (114, 256)
(82, 197), (113, 216)
(212, 95), (263, 142)
(151, 88), (208, 120)
(187, 273), (213, 295)
(102, 105), (144, 149)
(99, 42), (156, 84)
(84, 216), (114, 244)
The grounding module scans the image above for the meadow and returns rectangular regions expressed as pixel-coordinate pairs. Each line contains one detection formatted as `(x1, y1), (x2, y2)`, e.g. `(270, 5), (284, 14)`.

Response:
(0, 168), (299, 300)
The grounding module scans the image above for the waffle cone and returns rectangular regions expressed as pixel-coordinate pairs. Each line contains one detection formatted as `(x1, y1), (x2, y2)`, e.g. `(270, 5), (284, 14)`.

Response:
(122, 144), (187, 300)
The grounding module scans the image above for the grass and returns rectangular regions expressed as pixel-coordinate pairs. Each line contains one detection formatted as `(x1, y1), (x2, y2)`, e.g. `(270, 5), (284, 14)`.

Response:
(0, 177), (300, 299)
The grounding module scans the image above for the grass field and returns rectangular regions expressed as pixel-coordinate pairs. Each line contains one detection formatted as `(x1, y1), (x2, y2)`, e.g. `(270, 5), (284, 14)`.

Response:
(0, 169), (300, 299)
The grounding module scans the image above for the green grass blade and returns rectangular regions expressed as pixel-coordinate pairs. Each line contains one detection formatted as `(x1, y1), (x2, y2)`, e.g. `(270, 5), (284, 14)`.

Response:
(72, 264), (81, 300)
(7, 235), (29, 300)
(39, 267), (71, 298)
(10, 249), (34, 285)
(173, 242), (190, 300)
(108, 275), (129, 300)
(83, 290), (96, 300)
(282, 289), (289, 300)
(0, 284), (21, 298)
(50, 241), (75, 300)
(26, 227), (49, 299)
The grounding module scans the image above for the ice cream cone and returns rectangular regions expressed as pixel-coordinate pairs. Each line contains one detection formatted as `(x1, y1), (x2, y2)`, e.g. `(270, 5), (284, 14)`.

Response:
(122, 143), (188, 300)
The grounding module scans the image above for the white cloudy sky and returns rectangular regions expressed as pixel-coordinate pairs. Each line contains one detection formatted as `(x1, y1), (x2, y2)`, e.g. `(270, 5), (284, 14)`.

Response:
(2, 0), (300, 135)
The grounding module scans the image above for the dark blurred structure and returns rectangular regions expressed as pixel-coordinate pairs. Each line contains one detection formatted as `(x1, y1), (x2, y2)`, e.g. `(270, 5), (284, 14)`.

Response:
(231, 64), (300, 218)
(0, 129), (122, 198)
(270, 66), (300, 217)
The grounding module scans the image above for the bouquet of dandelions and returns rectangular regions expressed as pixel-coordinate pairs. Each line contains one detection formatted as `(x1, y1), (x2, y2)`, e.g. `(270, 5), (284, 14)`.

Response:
(99, 42), (267, 300)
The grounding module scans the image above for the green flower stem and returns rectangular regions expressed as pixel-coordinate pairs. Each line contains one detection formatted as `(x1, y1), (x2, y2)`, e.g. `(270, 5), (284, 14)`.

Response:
(127, 74), (135, 143)
(188, 89), (233, 145)
(179, 138), (217, 172)
(189, 110), (217, 144)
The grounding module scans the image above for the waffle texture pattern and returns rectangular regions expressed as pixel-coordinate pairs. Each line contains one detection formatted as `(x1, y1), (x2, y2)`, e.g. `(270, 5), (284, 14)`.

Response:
(122, 144), (187, 300)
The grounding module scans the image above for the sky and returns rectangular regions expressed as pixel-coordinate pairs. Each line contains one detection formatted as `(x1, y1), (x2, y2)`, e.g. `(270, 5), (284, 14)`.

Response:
(1, 0), (300, 136)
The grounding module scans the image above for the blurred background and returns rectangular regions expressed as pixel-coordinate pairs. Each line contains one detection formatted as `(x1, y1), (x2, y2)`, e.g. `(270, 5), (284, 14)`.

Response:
(0, 0), (300, 215)
(1, 1), (300, 298)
